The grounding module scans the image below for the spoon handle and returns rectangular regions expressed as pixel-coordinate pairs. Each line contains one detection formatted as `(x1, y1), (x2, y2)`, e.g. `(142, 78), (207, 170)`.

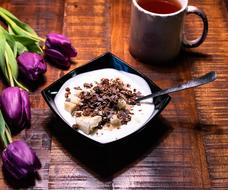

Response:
(136, 71), (217, 102)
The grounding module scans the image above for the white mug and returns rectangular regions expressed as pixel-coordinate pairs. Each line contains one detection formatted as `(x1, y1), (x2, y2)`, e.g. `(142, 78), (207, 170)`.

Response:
(129, 0), (208, 62)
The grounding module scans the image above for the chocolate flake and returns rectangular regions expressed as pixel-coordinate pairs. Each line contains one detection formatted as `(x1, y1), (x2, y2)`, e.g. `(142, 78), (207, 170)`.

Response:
(74, 86), (82, 90)
(84, 83), (93, 88)
(65, 87), (70, 92)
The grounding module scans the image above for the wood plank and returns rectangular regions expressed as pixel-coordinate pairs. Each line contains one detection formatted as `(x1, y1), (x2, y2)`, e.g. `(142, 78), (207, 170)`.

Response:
(48, 0), (112, 189)
(110, 0), (211, 189)
(190, 0), (228, 189)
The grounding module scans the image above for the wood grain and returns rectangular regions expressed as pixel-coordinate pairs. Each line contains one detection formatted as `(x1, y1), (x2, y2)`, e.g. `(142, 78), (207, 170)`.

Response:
(0, 0), (227, 189)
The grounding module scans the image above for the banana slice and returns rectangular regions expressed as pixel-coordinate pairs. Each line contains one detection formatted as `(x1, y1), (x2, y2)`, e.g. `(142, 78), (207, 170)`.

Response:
(110, 115), (121, 127)
(74, 90), (82, 97)
(64, 101), (76, 113)
(64, 94), (81, 113)
(69, 95), (81, 104)
(117, 99), (127, 110)
(75, 116), (102, 134)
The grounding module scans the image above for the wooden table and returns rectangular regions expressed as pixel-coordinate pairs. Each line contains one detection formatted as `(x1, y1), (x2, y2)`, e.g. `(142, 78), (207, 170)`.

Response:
(0, 0), (227, 189)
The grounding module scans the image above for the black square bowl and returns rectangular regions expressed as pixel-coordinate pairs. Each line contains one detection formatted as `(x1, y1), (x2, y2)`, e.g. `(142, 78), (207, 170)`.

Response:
(41, 52), (171, 146)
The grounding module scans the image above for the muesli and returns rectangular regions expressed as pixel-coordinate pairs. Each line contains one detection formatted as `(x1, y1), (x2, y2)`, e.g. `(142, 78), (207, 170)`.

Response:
(64, 78), (141, 134)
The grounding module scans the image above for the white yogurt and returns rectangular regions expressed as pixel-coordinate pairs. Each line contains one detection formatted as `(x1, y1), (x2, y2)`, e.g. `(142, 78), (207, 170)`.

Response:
(54, 68), (155, 144)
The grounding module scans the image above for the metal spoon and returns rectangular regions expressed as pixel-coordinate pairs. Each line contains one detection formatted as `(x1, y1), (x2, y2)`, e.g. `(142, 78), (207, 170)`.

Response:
(136, 71), (217, 102)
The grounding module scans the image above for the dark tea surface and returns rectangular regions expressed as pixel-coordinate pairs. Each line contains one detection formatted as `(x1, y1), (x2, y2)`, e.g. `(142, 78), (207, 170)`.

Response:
(137, 0), (182, 14)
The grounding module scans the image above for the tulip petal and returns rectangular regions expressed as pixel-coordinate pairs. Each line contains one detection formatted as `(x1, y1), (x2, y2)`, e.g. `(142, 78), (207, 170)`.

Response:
(45, 48), (70, 69)
(0, 87), (31, 131)
(20, 89), (31, 128)
(1, 87), (22, 123)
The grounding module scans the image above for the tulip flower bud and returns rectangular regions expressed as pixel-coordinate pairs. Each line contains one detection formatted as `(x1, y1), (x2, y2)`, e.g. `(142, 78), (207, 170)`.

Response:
(17, 52), (47, 81)
(2, 140), (41, 179)
(0, 87), (31, 132)
(45, 33), (77, 69)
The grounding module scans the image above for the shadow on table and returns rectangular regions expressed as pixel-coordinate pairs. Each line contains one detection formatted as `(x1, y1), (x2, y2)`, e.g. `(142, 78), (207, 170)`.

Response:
(195, 122), (222, 134)
(2, 168), (41, 189)
(47, 115), (173, 181)
(18, 75), (47, 92)
(136, 49), (213, 72)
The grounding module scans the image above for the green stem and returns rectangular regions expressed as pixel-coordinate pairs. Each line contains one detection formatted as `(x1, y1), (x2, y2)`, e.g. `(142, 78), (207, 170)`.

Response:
(13, 76), (29, 91)
(39, 45), (44, 53)
(39, 37), (45, 42)
(4, 124), (12, 144)
(4, 51), (14, 87)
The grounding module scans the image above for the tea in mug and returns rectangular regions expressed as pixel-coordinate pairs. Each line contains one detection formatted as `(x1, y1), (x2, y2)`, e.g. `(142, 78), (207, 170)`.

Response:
(137, 0), (182, 14)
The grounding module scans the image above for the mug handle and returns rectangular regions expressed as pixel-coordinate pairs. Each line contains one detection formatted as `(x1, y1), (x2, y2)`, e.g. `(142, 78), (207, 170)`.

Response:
(182, 5), (208, 48)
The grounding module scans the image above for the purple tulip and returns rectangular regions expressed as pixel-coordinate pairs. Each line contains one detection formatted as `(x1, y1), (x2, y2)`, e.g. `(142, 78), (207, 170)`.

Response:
(2, 140), (41, 179)
(0, 87), (31, 131)
(45, 33), (77, 69)
(17, 52), (47, 81)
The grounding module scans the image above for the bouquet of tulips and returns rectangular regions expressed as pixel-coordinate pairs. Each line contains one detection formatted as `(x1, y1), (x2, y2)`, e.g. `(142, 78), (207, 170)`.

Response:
(0, 7), (77, 180)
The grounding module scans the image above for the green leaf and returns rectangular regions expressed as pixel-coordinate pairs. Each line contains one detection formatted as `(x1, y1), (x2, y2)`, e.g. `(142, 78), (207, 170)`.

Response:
(9, 27), (32, 55)
(0, 26), (28, 89)
(11, 23), (41, 42)
(27, 42), (43, 53)
(7, 26), (17, 56)
(12, 35), (42, 53)
(8, 25), (15, 34)
(0, 7), (38, 36)
(5, 42), (18, 78)
(4, 49), (15, 86)
(0, 110), (12, 148)
(0, 37), (10, 83)
(15, 41), (28, 55)
(0, 9), (44, 42)
(0, 25), (16, 53)
(4, 45), (28, 89)
(0, 35), (6, 65)
(12, 35), (35, 45)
